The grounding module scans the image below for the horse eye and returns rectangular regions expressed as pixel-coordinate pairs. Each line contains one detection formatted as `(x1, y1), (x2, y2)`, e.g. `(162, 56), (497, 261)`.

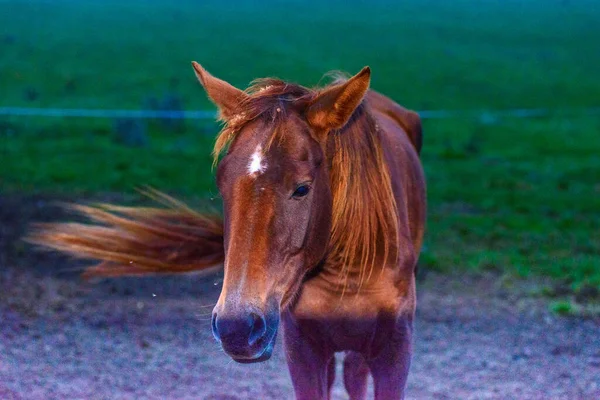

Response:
(292, 184), (310, 198)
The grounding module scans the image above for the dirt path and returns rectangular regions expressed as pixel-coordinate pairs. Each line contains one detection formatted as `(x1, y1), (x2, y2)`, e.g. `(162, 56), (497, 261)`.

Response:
(1, 267), (598, 400)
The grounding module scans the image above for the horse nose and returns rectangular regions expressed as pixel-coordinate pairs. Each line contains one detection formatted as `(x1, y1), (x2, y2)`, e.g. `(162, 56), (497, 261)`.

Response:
(212, 310), (267, 349)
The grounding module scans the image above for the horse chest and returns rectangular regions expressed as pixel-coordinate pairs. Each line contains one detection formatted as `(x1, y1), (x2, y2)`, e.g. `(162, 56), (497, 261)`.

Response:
(288, 272), (411, 352)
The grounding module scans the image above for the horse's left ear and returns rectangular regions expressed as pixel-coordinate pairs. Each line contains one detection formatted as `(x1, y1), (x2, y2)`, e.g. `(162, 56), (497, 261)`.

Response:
(191, 61), (249, 120)
(306, 66), (371, 138)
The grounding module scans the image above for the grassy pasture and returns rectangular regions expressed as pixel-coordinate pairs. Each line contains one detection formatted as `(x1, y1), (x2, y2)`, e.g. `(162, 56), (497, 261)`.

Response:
(1, 0), (599, 303)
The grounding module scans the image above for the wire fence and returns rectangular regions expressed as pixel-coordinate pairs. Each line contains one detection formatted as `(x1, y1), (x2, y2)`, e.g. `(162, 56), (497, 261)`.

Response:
(0, 107), (216, 120)
(1, 106), (600, 121)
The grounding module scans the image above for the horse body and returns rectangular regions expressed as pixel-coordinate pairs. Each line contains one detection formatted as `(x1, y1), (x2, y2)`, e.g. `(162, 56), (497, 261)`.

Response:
(29, 64), (425, 400)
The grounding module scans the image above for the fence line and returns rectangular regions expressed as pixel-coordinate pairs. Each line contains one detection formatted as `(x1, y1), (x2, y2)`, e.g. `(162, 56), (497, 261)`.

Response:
(0, 107), (216, 120)
(1, 106), (599, 121)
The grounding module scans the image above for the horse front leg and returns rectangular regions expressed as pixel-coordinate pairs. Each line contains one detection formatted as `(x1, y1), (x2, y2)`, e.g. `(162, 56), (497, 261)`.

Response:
(368, 316), (413, 400)
(282, 312), (333, 400)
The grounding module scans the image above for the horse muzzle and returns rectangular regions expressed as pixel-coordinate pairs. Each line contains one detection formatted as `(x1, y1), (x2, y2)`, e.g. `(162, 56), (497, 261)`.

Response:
(211, 305), (279, 363)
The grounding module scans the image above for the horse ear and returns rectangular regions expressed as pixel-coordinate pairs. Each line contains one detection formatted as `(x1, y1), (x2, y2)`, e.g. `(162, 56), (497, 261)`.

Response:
(306, 66), (371, 137)
(191, 62), (249, 120)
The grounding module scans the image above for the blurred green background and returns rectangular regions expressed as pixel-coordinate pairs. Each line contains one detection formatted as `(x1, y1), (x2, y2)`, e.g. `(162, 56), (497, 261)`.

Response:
(1, 0), (599, 305)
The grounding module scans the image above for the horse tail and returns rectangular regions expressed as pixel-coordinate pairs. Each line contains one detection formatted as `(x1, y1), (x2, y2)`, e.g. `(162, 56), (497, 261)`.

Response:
(26, 189), (224, 279)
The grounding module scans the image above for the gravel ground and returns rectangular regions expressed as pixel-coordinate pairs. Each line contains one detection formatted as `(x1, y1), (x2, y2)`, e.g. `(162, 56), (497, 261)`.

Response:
(1, 195), (599, 399)
(1, 268), (598, 400)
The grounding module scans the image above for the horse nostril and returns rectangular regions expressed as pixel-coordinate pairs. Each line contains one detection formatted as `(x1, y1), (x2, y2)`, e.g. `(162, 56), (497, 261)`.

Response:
(211, 313), (220, 341)
(213, 310), (268, 352)
(248, 312), (267, 346)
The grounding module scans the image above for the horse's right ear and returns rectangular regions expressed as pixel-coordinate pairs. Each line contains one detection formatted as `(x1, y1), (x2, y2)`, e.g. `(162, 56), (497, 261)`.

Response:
(191, 62), (249, 120)
(306, 66), (371, 140)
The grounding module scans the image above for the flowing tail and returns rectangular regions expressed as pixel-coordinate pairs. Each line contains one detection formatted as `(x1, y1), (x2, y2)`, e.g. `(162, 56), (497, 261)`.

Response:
(26, 189), (224, 279)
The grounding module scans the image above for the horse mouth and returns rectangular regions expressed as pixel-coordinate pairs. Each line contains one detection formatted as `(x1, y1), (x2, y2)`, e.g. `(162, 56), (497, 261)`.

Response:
(232, 349), (273, 364)
(229, 330), (277, 364)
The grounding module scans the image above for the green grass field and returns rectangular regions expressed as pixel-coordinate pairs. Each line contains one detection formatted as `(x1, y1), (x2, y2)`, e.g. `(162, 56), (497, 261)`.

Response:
(1, 0), (599, 306)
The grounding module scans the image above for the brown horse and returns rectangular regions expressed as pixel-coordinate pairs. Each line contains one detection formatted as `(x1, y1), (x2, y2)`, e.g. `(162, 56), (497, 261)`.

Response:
(29, 63), (426, 399)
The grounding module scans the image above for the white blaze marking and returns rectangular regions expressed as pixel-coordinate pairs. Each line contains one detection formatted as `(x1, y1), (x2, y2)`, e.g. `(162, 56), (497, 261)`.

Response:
(248, 145), (266, 175)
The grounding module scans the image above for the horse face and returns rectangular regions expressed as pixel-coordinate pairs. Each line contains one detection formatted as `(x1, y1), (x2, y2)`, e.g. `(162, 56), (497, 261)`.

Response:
(211, 117), (332, 363)
(190, 61), (370, 363)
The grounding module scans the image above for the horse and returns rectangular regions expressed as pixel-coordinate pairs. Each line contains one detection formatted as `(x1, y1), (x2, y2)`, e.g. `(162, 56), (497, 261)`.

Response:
(29, 62), (426, 399)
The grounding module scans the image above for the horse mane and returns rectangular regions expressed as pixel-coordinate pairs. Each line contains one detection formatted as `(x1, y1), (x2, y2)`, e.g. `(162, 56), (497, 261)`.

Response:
(212, 78), (313, 163)
(213, 75), (400, 288)
(327, 103), (399, 288)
